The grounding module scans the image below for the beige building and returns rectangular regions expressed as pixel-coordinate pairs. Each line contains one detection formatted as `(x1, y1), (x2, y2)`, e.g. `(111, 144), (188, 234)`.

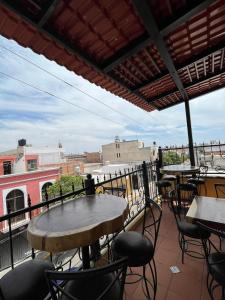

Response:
(102, 139), (157, 164)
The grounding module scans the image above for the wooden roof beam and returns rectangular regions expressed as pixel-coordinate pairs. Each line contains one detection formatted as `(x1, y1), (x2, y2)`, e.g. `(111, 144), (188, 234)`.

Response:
(38, 0), (60, 28)
(134, 40), (225, 92)
(0, 0), (157, 110)
(103, 0), (215, 72)
(132, 0), (188, 101)
(149, 67), (225, 104)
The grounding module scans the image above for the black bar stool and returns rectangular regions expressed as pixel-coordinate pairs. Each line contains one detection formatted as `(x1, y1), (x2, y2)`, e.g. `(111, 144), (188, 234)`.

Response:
(0, 259), (54, 300)
(111, 198), (162, 300)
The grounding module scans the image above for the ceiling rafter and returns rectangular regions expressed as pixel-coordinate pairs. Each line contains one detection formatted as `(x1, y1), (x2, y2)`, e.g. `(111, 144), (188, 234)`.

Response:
(102, 0), (215, 73)
(102, 34), (152, 72)
(37, 0), (60, 28)
(160, 0), (215, 36)
(132, 0), (189, 102)
(0, 0), (157, 110)
(186, 66), (192, 82)
(148, 67), (225, 104)
(220, 49), (225, 70)
(133, 40), (225, 92)
(158, 81), (225, 111)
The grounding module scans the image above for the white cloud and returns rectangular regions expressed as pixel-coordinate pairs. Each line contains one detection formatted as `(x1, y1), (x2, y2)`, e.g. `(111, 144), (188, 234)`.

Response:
(0, 35), (225, 153)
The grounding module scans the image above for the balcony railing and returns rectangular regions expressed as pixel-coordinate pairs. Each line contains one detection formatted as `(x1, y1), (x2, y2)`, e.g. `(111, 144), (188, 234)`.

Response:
(0, 161), (157, 274)
(160, 141), (225, 172)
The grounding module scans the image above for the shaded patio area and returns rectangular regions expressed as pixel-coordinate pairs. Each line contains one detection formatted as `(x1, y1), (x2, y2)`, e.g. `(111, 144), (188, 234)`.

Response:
(125, 202), (220, 300)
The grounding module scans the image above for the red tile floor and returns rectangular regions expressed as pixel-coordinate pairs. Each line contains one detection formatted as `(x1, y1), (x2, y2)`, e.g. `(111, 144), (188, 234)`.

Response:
(124, 202), (221, 300)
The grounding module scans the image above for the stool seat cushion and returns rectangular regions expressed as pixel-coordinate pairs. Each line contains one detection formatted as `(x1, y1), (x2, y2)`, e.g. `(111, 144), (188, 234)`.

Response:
(0, 260), (54, 300)
(178, 221), (210, 239)
(188, 178), (205, 185)
(112, 231), (154, 267)
(156, 180), (171, 188)
(61, 273), (120, 300)
(208, 252), (225, 286)
(163, 175), (176, 181)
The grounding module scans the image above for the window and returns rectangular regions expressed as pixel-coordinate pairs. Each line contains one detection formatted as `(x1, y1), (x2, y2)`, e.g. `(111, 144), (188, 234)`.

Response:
(6, 189), (25, 224)
(42, 182), (53, 201)
(27, 159), (37, 171)
(3, 161), (12, 175)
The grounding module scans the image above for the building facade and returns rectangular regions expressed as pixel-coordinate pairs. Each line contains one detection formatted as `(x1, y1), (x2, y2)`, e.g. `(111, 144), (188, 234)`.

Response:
(0, 140), (62, 229)
(102, 139), (157, 164)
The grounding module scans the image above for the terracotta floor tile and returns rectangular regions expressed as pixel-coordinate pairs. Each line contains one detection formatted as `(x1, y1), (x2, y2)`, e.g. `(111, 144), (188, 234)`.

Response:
(156, 284), (168, 300)
(169, 271), (202, 299)
(166, 290), (190, 300)
(155, 262), (172, 288)
(123, 203), (209, 299)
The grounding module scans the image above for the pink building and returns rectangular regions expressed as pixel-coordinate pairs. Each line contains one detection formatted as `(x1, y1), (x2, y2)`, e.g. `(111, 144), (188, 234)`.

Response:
(0, 140), (62, 230)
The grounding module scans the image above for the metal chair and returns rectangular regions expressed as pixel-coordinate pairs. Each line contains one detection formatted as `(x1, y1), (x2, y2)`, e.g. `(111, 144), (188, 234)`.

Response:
(45, 257), (128, 300)
(197, 221), (225, 300)
(156, 180), (172, 206)
(188, 165), (208, 195)
(170, 185), (210, 264)
(0, 259), (54, 300)
(111, 198), (162, 300)
(215, 183), (225, 198)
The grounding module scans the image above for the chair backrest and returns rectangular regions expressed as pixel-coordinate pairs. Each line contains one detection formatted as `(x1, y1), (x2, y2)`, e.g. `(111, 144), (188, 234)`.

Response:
(215, 183), (225, 198)
(170, 184), (197, 223)
(196, 221), (225, 264)
(191, 165), (208, 180)
(143, 198), (162, 253)
(45, 258), (128, 300)
(177, 183), (197, 203)
(199, 165), (208, 177)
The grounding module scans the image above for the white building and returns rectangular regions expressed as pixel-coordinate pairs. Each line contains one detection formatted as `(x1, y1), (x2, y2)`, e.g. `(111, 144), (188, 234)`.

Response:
(102, 139), (157, 164)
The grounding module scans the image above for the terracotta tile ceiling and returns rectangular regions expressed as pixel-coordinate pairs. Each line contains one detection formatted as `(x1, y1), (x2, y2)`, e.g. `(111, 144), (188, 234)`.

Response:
(0, 0), (224, 112)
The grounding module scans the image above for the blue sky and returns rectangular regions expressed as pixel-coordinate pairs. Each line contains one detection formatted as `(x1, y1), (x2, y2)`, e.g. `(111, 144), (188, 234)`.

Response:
(0, 35), (225, 153)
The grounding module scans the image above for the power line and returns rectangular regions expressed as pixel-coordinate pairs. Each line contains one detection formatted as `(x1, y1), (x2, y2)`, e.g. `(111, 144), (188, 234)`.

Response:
(0, 44), (144, 126)
(0, 44), (174, 134)
(0, 71), (126, 126)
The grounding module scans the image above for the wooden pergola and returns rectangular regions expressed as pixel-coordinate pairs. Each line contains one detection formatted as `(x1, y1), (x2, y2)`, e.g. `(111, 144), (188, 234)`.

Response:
(0, 0), (224, 164)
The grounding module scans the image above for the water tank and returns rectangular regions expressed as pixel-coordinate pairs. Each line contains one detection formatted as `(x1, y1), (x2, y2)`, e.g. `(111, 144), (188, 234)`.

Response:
(18, 139), (26, 146)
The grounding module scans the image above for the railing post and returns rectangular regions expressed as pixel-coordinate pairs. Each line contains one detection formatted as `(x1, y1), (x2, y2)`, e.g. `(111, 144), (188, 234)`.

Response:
(28, 195), (35, 259)
(85, 174), (95, 195)
(7, 202), (14, 269)
(142, 161), (150, 203)
(156, 147), (163, 181)
(84, 174), (100, 264)
(60, 185), (63, 204)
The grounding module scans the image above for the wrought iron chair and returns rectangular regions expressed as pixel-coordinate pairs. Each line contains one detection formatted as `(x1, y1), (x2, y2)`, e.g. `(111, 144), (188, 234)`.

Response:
(155, 180), (172, 205)
(0, 259), (54, 300)
(45, 257), (128, 300)
(111, 198), (162, 300)
(188, 165), (208, 195)
(215, 183), (225, 198)
(197, 221), (225, 300)
(170, 184), (210, 263)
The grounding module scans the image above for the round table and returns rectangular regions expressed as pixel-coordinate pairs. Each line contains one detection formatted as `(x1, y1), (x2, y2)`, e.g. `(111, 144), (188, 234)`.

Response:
(27, 194), (129, 268)
(160, 165), (200, 176)
(160, 165), (200, 203)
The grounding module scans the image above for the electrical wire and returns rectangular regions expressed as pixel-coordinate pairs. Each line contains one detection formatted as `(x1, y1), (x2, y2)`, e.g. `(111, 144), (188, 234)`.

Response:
(0, 43), (174, 134)
(0, 71), (126, 126)
(0, 44), (144, 126)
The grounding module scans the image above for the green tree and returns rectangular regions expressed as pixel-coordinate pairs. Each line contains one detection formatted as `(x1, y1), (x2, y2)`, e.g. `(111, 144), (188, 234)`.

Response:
(47, 175), (83, 197)
(163, 151), (182, 165)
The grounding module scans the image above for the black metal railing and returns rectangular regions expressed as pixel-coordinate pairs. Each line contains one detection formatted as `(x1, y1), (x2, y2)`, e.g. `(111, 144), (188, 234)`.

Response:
(0, 161), (157, 273)
(160, 141), (225, 172)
